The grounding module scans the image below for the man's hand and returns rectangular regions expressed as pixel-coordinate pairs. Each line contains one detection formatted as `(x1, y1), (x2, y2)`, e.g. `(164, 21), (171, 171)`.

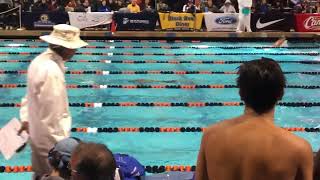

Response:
(18, 121), (29, 135)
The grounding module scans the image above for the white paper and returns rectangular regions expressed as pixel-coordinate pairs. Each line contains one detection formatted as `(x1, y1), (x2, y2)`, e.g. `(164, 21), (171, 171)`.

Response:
(0, 118), (29, 160)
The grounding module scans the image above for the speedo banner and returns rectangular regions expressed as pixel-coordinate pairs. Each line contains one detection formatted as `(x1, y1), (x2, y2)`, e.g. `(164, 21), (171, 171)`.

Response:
(158, 13), (204, 30)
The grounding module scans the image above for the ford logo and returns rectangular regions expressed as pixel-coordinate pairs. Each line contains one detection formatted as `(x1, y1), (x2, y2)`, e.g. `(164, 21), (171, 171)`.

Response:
(215, 16), (237, 24)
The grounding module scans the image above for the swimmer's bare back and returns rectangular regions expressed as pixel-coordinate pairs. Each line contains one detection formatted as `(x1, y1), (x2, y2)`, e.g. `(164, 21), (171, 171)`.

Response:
(196, 115), (313, 180)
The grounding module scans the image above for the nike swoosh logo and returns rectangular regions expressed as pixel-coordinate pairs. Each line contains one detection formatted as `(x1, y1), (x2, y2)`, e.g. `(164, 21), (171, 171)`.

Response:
(256, 18), (285, 29)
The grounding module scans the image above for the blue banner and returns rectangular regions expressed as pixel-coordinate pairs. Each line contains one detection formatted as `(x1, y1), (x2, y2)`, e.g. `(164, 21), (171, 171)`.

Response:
(22, 12), (68, 30)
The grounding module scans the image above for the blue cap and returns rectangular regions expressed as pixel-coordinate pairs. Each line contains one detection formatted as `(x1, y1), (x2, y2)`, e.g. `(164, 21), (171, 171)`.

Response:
(52, 137), (80, 157)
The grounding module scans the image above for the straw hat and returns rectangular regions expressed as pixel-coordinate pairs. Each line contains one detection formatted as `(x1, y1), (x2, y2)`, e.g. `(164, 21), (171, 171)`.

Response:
(40, 24), (88, 49)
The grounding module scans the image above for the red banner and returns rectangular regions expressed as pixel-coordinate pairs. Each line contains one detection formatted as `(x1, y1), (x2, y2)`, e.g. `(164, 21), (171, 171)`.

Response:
(295, 13), (320, 32)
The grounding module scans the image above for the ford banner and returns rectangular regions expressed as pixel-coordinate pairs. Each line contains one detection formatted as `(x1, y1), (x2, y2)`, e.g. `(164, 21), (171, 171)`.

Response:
(204, 13), (238, 31)
(295, 13), (320, 32)
(251, 11), (294, 32)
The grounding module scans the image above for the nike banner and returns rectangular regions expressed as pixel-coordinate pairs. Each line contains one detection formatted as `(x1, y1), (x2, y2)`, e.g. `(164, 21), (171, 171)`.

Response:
(295, 13), (320, 32)
(204, 13), (239, 32)
(251, 11), (294, 32)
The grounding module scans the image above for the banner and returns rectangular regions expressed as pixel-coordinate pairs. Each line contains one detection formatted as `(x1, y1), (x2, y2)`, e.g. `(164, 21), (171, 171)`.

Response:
(68, 12), (113, 29)
(158, 13), (204, 30)
(295, 13), (320, 32)
(204, 13), (238, 31)
(114, 12), (158, 31)
(22, 12), (68, 30)
(251, 11), (294, 32)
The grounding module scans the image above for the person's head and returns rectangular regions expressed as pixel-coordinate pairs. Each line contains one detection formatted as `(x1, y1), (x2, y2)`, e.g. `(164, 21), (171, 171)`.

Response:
(131, 0), (136, 5)
(48, 137), (81, 180)
(40, 24), (87, 61)
(102, 0), (106, 6)
(237, 58), (286, 114)
(70, 142), (116, 180)
(41, 0), (46, 4)
(49, 44), (76, 61)
(83, 0), (89, 6)
(207, 0), (212, 7)
(224, 0), (231, 6)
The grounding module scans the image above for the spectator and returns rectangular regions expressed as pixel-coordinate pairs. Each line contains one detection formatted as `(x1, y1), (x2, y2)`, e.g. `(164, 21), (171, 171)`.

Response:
(48, 0), (58, 10)
(157, 0), (169, 11)
(98, 0), (110, 11)
(32, 0), (49, 11)
(303, 4), (316, 13)
(127, 0), (140, 12)
(317, 2), (320, 13)
(183, 0), (194, 12)
(140, 0), (152, 10)
(115, 0), (125, 10)
(194, 0), (203, 12)
(21, 0), (33, 11)
(74, 0), (91, 12)
(70, 142), (116, 180)
(65, 0), (76, 11)
(195, 58), (313, 180)
(272, 0), (283, 11)
(219, 0), (236, 13)
(258, 0), (269, 13)
(108, 0), (117, 10)
(41, 137), (81, 180)
(204, 0), (220, 12)
(293, 3), (303, 13)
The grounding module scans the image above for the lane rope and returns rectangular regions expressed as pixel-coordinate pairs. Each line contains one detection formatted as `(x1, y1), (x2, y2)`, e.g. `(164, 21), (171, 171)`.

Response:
(0, 39), (316, 43)
(0, 52), (319, 56)
(0, 84), (319, 89)
(0, 165), (196, 173)
(0, 70), (320, 75)
(2, 102), (320, 107)
(69, 127), (318, 133)
(0, 60), (319, 64)
(0, 44), (319, 49)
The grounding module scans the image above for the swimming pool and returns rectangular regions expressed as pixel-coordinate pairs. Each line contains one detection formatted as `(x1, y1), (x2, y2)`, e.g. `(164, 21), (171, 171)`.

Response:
(0, 39), (319, 179)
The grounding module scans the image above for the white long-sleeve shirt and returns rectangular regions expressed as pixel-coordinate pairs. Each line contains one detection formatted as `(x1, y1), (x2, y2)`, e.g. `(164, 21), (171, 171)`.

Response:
(237, 0), (252, 7)
(20, 48), (71, 152)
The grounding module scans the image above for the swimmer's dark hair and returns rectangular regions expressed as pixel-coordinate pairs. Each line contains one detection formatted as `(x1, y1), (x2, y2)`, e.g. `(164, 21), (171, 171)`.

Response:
(72, 142), (116, 180)
(49, 44), (66, 57)
(237, 58), (286, 114)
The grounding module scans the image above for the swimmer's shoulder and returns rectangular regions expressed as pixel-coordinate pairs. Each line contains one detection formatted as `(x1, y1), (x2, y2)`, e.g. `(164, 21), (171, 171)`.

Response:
(204, 116), (244, 137)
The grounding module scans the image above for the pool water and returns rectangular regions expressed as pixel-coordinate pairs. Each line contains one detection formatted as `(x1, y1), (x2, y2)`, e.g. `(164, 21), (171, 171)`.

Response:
(0, 39), (319, 179)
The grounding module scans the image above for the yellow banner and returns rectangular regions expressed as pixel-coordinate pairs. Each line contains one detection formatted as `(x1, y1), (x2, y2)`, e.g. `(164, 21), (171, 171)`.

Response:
(158, 13), (204, 30)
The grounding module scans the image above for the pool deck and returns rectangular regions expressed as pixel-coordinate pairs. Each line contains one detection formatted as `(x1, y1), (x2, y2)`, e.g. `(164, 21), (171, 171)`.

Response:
(0, 30), (319, 39)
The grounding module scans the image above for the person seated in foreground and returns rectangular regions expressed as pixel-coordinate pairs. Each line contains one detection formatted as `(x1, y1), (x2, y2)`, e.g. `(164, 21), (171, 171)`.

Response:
(41, 137), (81, 180)
(70, 142), (117, 180)
(195, 58), (313, 180)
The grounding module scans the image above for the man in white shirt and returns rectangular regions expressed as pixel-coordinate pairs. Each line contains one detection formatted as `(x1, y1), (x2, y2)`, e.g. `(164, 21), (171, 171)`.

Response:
(237, 0), (252, 32)
(18, 24), (87, 180)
